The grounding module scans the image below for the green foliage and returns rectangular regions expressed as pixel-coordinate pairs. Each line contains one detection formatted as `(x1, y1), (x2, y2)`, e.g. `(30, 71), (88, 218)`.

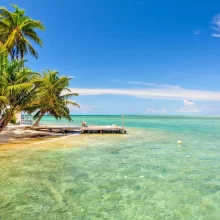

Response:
(0, 52), (39, 130)
(0, 57), (38, 109)
(25, 69), (79, 126)
(0, 4), (45, 59)
(0, 4), (79, 131)
(10, 115), (16, 124)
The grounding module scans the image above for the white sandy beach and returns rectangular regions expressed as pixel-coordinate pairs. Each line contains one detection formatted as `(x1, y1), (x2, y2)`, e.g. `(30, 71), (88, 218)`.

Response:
(0, 124), (63, 144)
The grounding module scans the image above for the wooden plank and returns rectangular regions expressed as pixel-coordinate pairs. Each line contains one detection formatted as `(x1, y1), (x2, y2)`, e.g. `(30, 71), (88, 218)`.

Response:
(81, 125), (126, 134)
(81, 126), (123, 130)
(29, 125), (126, 134)
(31, 126), (80, 129)
(30, 126), (81, 132)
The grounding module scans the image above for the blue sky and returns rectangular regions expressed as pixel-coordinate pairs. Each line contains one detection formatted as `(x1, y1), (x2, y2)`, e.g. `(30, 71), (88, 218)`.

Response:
(3, 0), (220, 114)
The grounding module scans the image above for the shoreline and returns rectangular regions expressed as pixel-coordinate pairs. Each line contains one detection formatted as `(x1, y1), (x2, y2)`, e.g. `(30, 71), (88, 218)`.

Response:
(0, 125), (69, 145)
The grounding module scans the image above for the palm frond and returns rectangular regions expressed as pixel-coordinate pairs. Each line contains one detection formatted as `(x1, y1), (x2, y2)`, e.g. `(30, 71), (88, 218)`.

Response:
(0, 20), (10, 28)
(23, 38), (38, 58)
(7, 82), (33, 91)
(25, 69), (79, 125)
(0, 4), (44, 60)
(60, 92), (79, 99)
(0, 96), (7, 103)
(20, 19), (45, 31)
(33, 110), (42, 120)
(63, 100), (80, 108)
(23, 30), (43, 46)
(0, 6), (15, 23)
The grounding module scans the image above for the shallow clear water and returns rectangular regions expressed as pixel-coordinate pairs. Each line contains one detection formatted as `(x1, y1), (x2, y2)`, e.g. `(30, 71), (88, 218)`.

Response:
(1, 115), (220, 219)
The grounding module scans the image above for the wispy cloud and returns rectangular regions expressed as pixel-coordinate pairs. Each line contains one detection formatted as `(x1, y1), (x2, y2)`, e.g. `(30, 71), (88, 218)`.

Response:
(127, 81), (181, 89)
(127, 81), (157, 86)
(211, 14), (220, 37)
(109, 79), (180, 89)
(176, 100), (200, 113)
(145, 108), (167, 114)
(211, 33), (220, 38)
(71, 87), (220, 101)
(194, 30), (201, 35)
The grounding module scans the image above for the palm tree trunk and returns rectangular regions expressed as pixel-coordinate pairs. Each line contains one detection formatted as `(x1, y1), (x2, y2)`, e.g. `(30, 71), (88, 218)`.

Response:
(0, 110), (13, 132)
(33, 111), (46, 127)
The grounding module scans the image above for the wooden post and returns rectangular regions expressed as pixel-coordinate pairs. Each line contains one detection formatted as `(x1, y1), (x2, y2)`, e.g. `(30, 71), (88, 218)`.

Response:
(122, 114), (124, 132)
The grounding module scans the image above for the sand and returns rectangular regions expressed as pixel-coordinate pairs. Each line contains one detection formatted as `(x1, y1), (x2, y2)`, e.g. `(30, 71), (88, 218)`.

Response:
(0, 124), (63, 144)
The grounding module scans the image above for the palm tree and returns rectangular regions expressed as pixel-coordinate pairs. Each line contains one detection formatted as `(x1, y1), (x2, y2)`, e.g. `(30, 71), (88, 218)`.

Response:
(0, 4), (45, 60)
(0, 53), (39, 131)
(0, 51), (9, 118)
(26, 69), (79, 127)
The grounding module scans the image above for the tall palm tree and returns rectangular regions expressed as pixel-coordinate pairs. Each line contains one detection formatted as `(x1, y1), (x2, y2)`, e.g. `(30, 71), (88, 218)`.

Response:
(0, 50), (9, 118)
(0, 53), (39, 131)
(26, 69), (79, 127)
(0, 4), (45, 60)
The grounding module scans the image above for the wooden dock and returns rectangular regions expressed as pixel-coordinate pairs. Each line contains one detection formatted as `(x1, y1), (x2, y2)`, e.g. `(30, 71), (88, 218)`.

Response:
(29, 126), (81, 133)
(81, 126), (126, 134)
(28, 125), (126, 134)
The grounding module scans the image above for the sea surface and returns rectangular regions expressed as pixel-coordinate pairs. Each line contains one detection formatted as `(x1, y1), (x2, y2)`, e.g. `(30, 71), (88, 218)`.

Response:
(0, 115), (220, 219)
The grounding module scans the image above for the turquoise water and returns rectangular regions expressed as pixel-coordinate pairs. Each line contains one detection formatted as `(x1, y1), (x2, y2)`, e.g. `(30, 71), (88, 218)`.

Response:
(1, 115), (220, 219)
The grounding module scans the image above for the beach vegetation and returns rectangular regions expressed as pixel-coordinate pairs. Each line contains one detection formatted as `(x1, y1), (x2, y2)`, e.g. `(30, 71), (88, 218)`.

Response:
(0, 55), (38, 131)
(25, 69), (79, 127)
(0, 4), (79, 132)
(10, 115), (17, 125)
(0, 4), (45, 60)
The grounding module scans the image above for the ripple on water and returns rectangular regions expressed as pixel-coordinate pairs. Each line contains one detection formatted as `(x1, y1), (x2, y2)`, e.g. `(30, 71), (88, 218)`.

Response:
(0, 127), (220, 219)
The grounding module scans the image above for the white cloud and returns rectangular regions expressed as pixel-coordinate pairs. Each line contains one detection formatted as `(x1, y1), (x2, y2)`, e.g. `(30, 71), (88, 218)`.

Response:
(145, 108), (167, 114)
(183, 100), (195, 106)
(194, 30), (201, 35)
(211, 33), (220, 38)
(177, 100), (200, 113)
(127, 81), (180, 89)
(127, 81), (157, 86)
(211, 14), (220, 37)
(109, 79), (180, 89)
(70, 87), (220, 101)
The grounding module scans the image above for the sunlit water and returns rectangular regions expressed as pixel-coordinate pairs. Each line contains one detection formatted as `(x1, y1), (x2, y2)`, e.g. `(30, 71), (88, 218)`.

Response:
(1, 115), (220, 219)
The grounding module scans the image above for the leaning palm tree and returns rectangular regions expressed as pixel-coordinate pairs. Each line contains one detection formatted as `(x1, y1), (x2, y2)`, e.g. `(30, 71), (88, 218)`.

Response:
(25, 69), (79, 127)
(0, 4), (45, 60)
(0, 53), (39, 132)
